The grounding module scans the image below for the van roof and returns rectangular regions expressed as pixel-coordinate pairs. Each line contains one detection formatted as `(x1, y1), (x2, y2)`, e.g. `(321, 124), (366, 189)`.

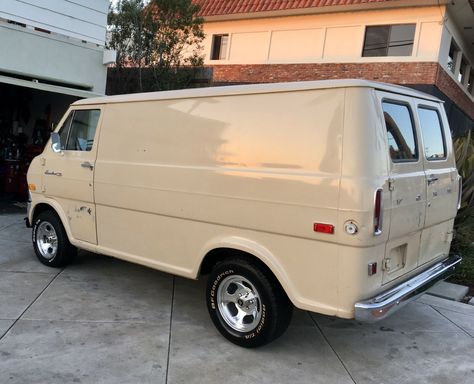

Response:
(74, 79), (442, 106)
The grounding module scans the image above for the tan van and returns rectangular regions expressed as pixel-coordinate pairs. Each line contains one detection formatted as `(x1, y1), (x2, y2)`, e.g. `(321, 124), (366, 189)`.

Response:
(26, 80), (462, 347)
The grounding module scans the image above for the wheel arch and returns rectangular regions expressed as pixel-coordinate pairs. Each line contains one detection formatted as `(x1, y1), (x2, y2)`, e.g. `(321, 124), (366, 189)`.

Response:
(30, 199), (74, 242)
(197, 238), (296, 306)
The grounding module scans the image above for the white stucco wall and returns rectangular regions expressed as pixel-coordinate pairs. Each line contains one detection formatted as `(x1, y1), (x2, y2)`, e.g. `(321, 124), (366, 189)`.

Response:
(0, 0), (111, 94)
(0, 0), (108, 46)
(0, 23), (107, 93)
(203, 6), (445, 65)
(439, 8), (474, 98)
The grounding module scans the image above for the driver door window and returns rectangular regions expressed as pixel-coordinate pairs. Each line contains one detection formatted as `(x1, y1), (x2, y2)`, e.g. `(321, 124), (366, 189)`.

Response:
(58, 110), (101, 151)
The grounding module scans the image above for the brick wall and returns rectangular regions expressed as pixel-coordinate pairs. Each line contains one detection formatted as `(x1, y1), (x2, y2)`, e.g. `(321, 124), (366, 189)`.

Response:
(435, 67), (474, 120)
(211, 62), (438, 85)
(210, 62), (473, 120)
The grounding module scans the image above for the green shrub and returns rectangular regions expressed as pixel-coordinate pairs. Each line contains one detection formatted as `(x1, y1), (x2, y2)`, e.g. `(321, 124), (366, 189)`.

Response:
(451, 130), (474, 288)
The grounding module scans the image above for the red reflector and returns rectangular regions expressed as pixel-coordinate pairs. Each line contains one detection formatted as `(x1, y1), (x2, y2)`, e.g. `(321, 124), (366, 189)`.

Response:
(314, 223), (335, 234)
(368, 262), (377, 276)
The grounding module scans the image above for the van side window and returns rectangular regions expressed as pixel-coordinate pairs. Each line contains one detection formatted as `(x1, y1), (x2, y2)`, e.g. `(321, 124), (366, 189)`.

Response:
(382, 101), (418, 162)
(417, 107), (447, 160)
(58, 113), (73, 151)
(65, 110), (101, 151)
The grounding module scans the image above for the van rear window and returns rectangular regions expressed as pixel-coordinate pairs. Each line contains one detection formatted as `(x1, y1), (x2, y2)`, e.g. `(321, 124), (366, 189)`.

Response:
(382, 101), (418, 162)
(417, 107), (447, 161)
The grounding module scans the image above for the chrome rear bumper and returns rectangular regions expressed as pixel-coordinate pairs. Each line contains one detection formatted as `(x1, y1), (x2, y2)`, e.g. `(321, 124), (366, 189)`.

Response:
(355, 255), (462, 322)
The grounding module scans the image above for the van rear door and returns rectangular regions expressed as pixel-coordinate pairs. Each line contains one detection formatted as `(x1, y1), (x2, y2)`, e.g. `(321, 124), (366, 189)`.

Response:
(414, 101), (458, 266)
(376, 92), (426, 284)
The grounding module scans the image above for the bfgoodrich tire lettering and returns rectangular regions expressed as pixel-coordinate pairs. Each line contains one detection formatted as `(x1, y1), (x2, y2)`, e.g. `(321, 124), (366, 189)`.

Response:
(206, 257), (293, 348)
(32, 210), (77, 268)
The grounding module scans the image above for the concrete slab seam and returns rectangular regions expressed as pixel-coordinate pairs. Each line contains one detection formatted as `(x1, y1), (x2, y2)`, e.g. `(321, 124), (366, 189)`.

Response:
(165, 276), (176, 384)
(417, 295), (474, 316)
(0, 271), (57, 275)
(0, 222), (21, 233)
(0, 237), (33, 245)
(308, 313), (357, 384)
(430, 306), (474, 339)
(0, 268), (64, 342)
(15, 318), (167, 325)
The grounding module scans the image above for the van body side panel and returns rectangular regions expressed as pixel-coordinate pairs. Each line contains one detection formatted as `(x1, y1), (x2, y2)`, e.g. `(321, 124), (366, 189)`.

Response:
(337, 88), (390, 246)
(94, 89), (345, 313)
(94, 208), (342, 315)
(336, 88), (390, 315)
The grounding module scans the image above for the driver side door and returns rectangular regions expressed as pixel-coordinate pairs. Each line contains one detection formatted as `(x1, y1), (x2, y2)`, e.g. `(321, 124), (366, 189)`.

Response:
(42, 107), (102, 244)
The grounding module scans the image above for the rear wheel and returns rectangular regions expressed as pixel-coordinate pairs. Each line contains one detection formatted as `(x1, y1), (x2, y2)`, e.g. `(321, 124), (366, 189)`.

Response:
(206, 257), (293, 348)
(32, 211), (76, 267)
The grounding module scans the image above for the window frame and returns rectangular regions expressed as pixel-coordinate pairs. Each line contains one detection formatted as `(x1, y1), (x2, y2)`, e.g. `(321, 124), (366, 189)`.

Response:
(58, 109), (101, 152)
(58, 111), (75, 151)
(417, 105), (447, 162)
(210, 34), (229, 61)
(447, 39), (460, 74)
(381, 99), (419, 164)
(458, 56), (468, 84)
(467, 68), (474, 94)
(362, 23), (416, 58)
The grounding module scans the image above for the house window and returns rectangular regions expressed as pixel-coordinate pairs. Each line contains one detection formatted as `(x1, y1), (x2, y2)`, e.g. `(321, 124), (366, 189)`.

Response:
(362, 24), (416, 57)
(468, 69), (474, 94)
(458, 57), (468, 84)
(211, 34), (229, 60)
(447, 40), (460, 73)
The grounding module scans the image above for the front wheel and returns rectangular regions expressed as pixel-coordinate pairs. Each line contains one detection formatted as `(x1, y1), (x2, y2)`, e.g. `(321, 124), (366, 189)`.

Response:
(206, 258), (293, 348)
(32, 210), (77, 268)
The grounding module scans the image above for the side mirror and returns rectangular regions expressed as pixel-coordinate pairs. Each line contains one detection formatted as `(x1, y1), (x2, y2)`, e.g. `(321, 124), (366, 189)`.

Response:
(51, 132), (62, 153)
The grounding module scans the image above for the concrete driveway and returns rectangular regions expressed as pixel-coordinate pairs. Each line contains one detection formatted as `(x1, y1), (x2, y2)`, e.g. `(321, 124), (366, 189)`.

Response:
(0, 212), (473, 384)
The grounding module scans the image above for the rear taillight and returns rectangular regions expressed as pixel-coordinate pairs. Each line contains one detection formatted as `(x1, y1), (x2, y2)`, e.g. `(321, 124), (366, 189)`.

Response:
(457, 176), (462, 210)
(374, 188), (383, 236)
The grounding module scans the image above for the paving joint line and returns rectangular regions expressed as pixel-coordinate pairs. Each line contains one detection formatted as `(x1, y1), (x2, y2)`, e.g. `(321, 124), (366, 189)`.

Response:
(430, 305), (473, 338)
(0, 222), (21, 232)
(0, 237), (32, 244)
(0, 271), (57, 275)
(0, 268), (64, 342)
(14, 318), (166, 325)
(165, 276), (176, 384)
(308, 313), (357, 384)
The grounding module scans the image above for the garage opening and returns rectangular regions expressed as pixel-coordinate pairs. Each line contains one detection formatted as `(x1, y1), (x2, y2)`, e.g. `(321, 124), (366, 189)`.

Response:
(0, 78), (100, 214)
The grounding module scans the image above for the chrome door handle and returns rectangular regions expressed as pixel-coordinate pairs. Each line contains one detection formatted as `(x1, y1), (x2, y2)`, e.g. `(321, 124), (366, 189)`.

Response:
(81, 161), (94, 170)
(427, 175), (438, 185)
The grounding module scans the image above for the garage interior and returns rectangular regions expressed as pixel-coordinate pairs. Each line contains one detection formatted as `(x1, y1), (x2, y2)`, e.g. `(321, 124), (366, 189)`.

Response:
(0, 79), (92, 213)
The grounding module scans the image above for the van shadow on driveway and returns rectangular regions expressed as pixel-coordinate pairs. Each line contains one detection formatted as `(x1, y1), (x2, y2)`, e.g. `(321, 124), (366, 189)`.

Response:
(0, 213), (473, 384)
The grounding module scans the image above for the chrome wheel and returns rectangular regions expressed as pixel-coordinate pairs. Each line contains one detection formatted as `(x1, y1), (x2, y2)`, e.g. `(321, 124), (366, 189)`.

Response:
(36, 221), (58, 260)
(217, 275), (262, 332)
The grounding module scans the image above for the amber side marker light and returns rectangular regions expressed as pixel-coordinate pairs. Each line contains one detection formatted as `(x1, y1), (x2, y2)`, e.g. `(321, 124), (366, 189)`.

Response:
(28, 184), (36, 191)
(314, 223), (335, 234)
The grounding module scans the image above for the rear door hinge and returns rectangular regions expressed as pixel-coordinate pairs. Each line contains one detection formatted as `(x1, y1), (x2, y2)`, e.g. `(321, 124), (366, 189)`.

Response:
(388, 178), (395, 191)
(383, 258), (391, 272)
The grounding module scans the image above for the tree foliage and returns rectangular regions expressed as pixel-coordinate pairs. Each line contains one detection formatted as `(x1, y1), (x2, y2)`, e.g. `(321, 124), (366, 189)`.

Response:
(107, 0), (204, 92)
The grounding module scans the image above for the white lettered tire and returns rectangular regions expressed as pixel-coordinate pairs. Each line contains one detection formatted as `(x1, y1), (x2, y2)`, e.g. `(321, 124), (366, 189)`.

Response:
(32, 210), (77, 268)
(206, 257), (293, 347)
